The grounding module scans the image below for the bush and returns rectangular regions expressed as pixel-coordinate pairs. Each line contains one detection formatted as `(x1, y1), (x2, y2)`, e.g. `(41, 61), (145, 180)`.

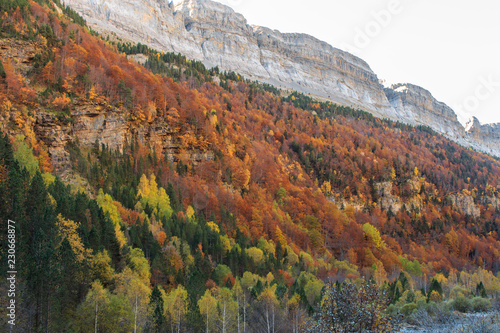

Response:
(452, 295), (471, 313)
(425, 301), (440, 316)
(401, 303), (417, 316)
(471, 297), (491, 313)
(386, 304), (399, 316)
(449, 285), (468, 299)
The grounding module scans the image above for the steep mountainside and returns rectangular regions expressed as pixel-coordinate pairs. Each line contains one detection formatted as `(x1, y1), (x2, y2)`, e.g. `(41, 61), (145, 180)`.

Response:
(63, 0), (500, 156)
(1, 1), (500, 331)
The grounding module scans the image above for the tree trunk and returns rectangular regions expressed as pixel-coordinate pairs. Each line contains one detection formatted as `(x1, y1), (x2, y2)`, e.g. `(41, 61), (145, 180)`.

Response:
(222, 302), (226, 333)
(266, 307), (270, 333)
(134, 294), (138, 333)
(206, 302), (209, 333)
(243, 296), (246, 333)
(95, 301), (98, 333)
(272, 304), (275, 333)
(236, 297), (240, 333)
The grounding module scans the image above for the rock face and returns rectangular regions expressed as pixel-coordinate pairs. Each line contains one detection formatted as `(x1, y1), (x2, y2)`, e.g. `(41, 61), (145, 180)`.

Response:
(384, 84), (466, 138)
(448, 194), (481, 218)
(482, 196), (500, 210)
(464, 117), (500, 156)
(63, 0), (500, 156)
(252, 28), (396, 118)
(386, 85), (500, 157)
(32, 99), (214, 173)
(64, 0), (203, 59)
(374, 178), (423, 213)
(375, 182), (403, 213)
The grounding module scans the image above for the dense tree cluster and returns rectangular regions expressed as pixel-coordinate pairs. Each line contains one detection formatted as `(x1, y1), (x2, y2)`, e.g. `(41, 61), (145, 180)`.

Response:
(0, 0), (499, 331)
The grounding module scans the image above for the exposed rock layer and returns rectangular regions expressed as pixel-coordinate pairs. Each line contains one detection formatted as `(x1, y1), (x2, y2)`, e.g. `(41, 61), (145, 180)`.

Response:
(31, 100), (212, 173)
(63, 0), (500, 156)
(448, 194), (481, 219)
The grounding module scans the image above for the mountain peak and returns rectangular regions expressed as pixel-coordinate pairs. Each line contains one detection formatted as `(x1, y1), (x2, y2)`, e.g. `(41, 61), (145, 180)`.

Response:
(465, 116), (481, 132)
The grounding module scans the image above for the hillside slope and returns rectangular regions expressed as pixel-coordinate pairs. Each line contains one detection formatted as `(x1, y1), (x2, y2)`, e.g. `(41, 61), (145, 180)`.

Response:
(0, 1), (499, 331)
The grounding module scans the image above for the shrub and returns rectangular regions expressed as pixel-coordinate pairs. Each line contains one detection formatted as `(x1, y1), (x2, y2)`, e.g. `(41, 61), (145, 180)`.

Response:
(449, 285), (468, 299)
(386, 304), (399, 316)
(452, 295), (471, 313)
(401, 303), (417, 316)
(471, 297), (490, 313)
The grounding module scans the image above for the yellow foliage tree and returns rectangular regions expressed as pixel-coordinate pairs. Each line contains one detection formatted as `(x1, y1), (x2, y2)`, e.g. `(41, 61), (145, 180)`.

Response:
(56, 214), (92, 263)
(137, 174), (172, 220)
(246, 247), (264, 266)
(126, 248), (151, 285)
(114, 267), (151, 332)
(91, 250), (115, 287)
(363, 223), (385, 249)
(96, 189), (127, 248)
(164, 286), (188, 333)
(198, 289), (218, 333)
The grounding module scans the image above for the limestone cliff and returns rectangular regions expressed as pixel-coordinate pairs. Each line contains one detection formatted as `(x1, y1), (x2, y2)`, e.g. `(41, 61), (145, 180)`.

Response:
(252, 27), (396, 118)
(448, 194), (481, 218)
(464, 117), (500, 157)
(385, 84), (500, 157)
(62, 0), (500, 156)
(384, 83), (465, 137)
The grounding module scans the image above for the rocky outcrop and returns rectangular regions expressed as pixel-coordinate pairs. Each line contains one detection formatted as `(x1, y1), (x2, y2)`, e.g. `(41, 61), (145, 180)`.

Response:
(482, 196), (500, 210)
(63, 0), (500, 157)
(32, 99), (213, 173)
(375, 181), (403, 213)
(70, 100), (128, 151)
(0, 38), (41, 76)
(34, 113), (73, 172)
(448, 194), (480, 218)
(464, 117), (500, 156)
(374, 178), (423, 213)
(384, 84), (466, 138)
(385, 84), (500, 157)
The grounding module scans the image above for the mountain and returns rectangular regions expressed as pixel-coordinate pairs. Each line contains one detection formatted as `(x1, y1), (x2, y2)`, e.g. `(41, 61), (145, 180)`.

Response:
(1, 1), (500, 331)
(63, 0), (500, 157)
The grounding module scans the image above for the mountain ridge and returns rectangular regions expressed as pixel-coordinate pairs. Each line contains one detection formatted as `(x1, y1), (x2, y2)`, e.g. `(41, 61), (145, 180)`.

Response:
(63, 0), (500, 156)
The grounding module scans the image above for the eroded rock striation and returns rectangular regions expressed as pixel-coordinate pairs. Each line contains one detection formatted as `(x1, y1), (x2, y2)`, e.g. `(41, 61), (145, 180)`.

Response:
(63, 0), (500, 156)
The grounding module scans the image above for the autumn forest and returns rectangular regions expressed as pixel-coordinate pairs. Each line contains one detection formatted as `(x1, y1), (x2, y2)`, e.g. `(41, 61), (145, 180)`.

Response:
(0, 0), (499, 332)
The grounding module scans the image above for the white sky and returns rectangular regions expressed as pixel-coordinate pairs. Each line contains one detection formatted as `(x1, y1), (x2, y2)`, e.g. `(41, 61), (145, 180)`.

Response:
(173, 0), (500, 125)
